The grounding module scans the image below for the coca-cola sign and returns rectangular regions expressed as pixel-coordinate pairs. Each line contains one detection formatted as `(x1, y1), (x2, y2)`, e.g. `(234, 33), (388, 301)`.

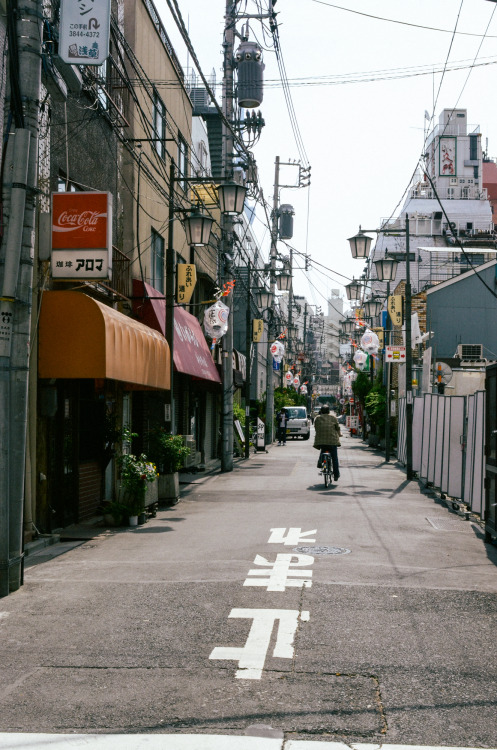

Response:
(52, 192), (111, 249)
(51, 192), (112, 280)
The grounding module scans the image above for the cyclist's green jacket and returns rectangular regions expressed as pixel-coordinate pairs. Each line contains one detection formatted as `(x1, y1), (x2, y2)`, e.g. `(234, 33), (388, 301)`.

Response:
(313, 414), (341, 449)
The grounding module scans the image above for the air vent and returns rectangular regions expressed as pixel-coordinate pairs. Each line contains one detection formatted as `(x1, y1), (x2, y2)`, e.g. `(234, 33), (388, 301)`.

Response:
(456, 344), (483, 360)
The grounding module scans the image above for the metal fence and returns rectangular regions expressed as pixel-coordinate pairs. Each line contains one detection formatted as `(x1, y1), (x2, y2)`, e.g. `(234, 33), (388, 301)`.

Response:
(398, 392), (485, 517)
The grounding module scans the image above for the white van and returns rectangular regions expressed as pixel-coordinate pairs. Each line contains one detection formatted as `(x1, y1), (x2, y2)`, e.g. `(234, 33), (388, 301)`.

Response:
(283, 406), (310, 440)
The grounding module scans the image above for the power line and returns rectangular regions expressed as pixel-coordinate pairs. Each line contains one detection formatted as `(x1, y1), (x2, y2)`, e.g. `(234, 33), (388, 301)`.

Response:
(308, 0), (497, 38)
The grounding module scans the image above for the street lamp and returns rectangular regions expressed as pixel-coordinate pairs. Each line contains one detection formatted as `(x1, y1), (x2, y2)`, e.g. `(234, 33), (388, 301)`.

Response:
(374, 256), (398, 283)
(255, 287), (274, 309)
(182, 207), (214, 246)
(217, 181), (248, 215)
(341, 319), (356, 334)
(373, 256), (398, 464)
(345, 279), (363, 302)
(166, 166), (245, 439)
(275, 266), (292, 291)
(347, 227), (373, 259)
(364, 297), (383, 319)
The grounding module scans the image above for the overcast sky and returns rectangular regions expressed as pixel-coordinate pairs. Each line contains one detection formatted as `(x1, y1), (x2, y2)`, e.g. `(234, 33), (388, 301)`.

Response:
(155, 0), (497, 313)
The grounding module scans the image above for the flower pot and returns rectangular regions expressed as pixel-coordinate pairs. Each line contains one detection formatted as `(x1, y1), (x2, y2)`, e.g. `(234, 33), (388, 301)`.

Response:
(128, 515), (138, 526)
(158, 472), (180, 505)
(138, 512), (147, 525)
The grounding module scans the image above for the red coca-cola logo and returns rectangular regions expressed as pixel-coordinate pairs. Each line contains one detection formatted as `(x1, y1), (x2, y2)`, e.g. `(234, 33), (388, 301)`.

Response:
(52, 192), (110, 249)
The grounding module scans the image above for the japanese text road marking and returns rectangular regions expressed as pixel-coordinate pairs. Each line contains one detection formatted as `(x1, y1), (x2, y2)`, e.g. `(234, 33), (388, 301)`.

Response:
(268, 528), (316, 546)
(209, 608), (310, 680)
(243, 553), (314, 591)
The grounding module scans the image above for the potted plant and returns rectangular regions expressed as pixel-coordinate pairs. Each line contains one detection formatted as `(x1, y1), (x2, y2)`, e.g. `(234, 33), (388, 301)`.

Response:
(151, 431), (190, 505)
(118, 428), (158, 525)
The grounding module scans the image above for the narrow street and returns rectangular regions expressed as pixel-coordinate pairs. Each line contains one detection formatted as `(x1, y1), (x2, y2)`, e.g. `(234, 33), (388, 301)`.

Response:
(1, 430), (497, 749)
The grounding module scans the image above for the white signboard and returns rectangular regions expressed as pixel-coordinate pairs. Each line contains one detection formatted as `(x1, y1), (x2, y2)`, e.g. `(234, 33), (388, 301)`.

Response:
(51, 249), (111, 279)
(385, 345), (406, 363)
(59, 0), (111, 65)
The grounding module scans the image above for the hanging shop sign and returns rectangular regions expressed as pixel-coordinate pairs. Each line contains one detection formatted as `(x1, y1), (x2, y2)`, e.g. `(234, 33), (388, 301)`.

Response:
(59, 0), (111, 65)
(177, 263), (197, 304)
(51, 191), (112, 280)
(252, 319), (264, 343)
(388, 295), (403, 327)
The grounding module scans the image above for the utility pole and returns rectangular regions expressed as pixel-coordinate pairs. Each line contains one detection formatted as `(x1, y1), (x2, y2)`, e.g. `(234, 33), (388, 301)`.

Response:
(405, 214), (413, 480)
(0, 0), (42, 595)
(265, 156), (280, 444)
(221, 0), (236, 472)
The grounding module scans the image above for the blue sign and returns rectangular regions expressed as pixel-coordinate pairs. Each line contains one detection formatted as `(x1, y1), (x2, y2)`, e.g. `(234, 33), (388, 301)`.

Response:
(273, 360), (280, 371)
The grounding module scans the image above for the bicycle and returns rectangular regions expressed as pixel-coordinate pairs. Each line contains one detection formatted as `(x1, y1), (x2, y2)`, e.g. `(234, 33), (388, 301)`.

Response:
(320, 451), (332, 487)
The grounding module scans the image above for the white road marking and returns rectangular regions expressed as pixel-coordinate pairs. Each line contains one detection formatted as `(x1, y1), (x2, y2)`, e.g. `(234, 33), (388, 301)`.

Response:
(268, 528), (317, 545)
(243, 553), (314, 591)
(0, 736), (493, 750)
(209, 608), (309, 679)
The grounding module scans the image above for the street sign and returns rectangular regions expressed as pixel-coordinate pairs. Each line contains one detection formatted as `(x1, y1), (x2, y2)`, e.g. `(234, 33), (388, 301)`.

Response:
(385, 345), (406, 362)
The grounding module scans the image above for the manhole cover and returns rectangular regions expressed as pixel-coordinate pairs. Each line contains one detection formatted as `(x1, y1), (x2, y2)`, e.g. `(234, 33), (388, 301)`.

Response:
(293, 545), (351, 555)
(426, 516), (470, 532)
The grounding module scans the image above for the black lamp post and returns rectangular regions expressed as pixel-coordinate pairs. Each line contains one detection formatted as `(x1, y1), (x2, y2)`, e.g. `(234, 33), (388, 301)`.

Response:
(373, 256), (398, 463)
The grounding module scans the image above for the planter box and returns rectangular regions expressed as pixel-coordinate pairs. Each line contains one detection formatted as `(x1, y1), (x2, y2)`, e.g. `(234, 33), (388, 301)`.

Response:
(158, 472), (180, 504)
(117, 478), (158, 510)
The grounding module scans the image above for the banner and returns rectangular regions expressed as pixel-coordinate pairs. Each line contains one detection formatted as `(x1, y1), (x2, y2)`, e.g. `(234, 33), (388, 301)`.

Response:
(177, 264), (197, 304)
(252, 319), (264, 343)
(388, 295), (403, 327)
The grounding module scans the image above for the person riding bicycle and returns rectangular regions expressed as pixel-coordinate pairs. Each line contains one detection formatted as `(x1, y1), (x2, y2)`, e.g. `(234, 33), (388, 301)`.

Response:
(313, 404), (341, 481)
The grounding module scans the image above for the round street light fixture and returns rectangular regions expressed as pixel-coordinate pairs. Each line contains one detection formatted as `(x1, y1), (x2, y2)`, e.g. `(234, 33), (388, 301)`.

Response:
(348, 227), (373, 259)
(217, 181), (248, 215)
(374, 256), (398, 282)
(183, 208), (214, 246)
(345, 279), (363, 302)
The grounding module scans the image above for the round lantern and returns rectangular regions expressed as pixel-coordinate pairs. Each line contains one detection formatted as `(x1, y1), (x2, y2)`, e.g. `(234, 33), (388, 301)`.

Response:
(204, 300), (229, 339)
(285, 371), (293, 383)
(353, 350), (368, 370)
(360, 328), (380, 354)
(271, 340), (285, 362)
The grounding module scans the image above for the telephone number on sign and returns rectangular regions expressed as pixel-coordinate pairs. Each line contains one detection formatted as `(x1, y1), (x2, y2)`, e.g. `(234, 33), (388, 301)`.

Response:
(69, 31), (100, 38)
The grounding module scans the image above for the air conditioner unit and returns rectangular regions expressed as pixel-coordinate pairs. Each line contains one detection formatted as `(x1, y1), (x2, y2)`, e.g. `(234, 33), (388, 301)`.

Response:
(456, 344), (483, 360)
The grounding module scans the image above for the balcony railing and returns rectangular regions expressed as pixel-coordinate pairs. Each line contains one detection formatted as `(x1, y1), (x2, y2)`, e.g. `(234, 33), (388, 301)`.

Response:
(111, 246), (131, 298)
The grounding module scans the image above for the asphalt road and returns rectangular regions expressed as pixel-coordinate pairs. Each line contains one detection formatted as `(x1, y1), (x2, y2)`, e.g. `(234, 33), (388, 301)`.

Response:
(1, 430), (497, 748)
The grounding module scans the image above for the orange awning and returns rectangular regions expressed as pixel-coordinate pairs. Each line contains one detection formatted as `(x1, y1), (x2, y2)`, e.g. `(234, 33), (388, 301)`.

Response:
(38, 291), (170, 390)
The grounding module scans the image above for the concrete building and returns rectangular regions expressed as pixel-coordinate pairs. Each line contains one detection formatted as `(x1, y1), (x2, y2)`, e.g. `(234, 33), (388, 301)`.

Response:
(370, 109), (495, 302)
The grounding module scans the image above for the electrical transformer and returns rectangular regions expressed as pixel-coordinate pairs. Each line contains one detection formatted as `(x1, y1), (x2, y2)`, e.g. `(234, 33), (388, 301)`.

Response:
(235, 41), (264, 109)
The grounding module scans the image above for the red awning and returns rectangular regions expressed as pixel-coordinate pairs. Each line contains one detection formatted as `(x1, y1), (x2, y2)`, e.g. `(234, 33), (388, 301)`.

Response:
(133, 280), (221, 384)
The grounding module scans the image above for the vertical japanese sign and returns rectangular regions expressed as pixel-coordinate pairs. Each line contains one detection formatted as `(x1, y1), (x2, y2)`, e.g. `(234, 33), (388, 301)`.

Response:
(51, 191), (112, 280)
(59, 0), (111, 65)
(177, 264), (197, 304)
(388, 295), (403, 327)
(252, 319), (263, 342)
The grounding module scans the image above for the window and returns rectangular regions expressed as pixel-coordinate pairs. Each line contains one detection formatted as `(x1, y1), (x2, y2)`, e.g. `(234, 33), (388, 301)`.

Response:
(151, 229), (164, 293)
(153, 90), (166, 160)
(178, 134), (188, 190)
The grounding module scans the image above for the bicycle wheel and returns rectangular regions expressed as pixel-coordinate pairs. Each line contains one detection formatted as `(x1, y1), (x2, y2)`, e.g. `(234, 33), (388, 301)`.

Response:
(323, 456), (330, 487)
